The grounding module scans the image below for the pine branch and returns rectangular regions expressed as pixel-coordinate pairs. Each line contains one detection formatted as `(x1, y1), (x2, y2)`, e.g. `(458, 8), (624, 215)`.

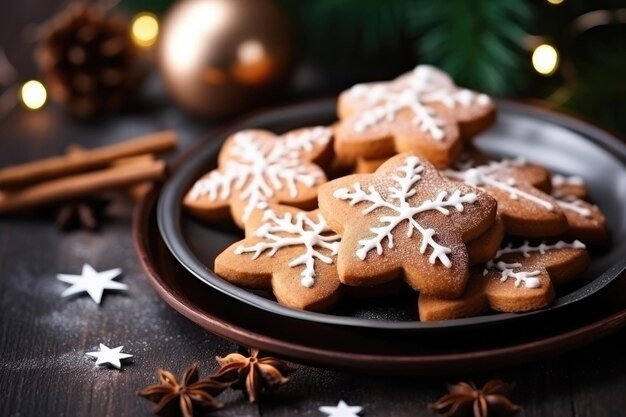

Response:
(405, 0), (533, 94)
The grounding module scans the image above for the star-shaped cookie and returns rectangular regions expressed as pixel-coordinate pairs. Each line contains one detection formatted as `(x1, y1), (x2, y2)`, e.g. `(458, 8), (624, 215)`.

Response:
(215, 205), (342, 312)
(419, 240), (590, 321)
(319, 153), (497, 299)
(441, 150), (568, 237)
(335, 65), (495, 168)
(184, 126), (332, 229)
(466, 216), (505, 265)
(551, 175), (608, 245)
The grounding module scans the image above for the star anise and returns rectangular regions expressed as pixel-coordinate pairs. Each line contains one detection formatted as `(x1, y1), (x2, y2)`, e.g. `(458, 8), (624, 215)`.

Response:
(55, 197), (110, 231)
(138, 364), (227, 417)
(429, 380), (520, 417)
(212, 348), (295, 403)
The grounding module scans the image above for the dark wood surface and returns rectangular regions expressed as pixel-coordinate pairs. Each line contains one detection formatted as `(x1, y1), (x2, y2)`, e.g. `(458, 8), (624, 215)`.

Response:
(2, 2), (626, 416)
(2, 94), (626, 417)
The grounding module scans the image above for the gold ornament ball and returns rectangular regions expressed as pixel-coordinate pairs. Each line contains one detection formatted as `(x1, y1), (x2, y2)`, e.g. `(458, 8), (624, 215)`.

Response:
(157, 0), (294, 118)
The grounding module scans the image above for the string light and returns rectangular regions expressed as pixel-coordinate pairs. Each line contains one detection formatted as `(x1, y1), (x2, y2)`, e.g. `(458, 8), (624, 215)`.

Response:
(532, 44), (559, 75)
(131, 12), (159, 48)
(19, 80), (47, 110)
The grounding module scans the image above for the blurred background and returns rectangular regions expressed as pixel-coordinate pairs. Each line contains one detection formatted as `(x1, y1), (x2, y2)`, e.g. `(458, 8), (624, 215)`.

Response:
(0, 0), (625, 136)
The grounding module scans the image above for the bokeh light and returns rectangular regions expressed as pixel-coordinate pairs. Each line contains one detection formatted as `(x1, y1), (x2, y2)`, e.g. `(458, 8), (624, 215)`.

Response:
(532, 44), (559, 75)
(237, 40), (265, 65)
(19, 80), (47, 110)
(131, 12), (159, 48)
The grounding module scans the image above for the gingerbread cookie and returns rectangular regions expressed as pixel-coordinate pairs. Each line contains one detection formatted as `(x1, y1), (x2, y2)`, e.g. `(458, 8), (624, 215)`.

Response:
(318, 153), (497, 298)
(552, 174), (588, 199)
(215, 205), (342, 312)
(328, 154), (357, 180)
(184, 127), (332, 229)
(441, 152), (567, 237)
(551, 175), (608, 245)
(466, 216), (505, 265)
(335, 65), (495, 168)
(419, 240), (589, 321)
(354, 156), (388, 174)
(345, 217), (504, 296)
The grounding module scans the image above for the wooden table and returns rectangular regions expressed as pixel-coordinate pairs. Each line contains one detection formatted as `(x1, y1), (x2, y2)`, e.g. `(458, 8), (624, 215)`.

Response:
(2, 2), (626, 416)
(2, 99), (626, 417)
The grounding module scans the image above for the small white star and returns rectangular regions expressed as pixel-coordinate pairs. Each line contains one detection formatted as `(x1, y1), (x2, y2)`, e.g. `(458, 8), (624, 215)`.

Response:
(86, 343), (133, 369)
(57, 264), (127, 304)
(319, 400), (363, 417)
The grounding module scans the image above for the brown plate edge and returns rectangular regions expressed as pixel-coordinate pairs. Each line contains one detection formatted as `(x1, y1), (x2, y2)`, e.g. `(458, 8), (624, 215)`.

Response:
(133, 184), (626, 375)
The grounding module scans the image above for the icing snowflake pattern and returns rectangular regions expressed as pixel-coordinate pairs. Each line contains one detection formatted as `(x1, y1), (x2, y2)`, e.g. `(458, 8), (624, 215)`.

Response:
(348, 65), (491, 140)
(441, 157), (555, 211)
(551, 174), (592, 217)
(189, 127), (330, 222)
(234, 210), (340, 288)
(556, 198), (592, 218)
(333, 155), (478, 266)
(484, 240), (586, 289)
(552, 174), (584, 187)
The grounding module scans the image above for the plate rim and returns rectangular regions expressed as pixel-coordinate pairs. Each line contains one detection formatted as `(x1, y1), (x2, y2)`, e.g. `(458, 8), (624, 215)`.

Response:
(136, 185), (626, 372)
(157, 98), (626, 330)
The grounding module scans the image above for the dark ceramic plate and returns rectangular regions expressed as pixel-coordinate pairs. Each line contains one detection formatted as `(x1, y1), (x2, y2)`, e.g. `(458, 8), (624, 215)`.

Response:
(137, 184), (626, 373)
(157, 99), (626, 330)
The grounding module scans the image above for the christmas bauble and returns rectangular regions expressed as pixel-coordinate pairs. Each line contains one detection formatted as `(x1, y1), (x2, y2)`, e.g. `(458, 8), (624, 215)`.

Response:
(157, 0), (294, 118)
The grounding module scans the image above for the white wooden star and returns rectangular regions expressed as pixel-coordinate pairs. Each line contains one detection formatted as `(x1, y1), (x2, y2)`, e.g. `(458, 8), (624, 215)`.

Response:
(57, 264), (127, 304)
(86, 343), (133, 369)
(319, 400), (363, 417)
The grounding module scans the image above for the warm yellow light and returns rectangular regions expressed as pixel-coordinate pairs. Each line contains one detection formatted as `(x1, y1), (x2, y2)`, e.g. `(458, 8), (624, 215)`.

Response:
(532, 44), (559, 75)
(237, 40), (265, 65)
(131, 12), (159, 48)
(546, 0), (564, 4)
(20, 80), (47, 110)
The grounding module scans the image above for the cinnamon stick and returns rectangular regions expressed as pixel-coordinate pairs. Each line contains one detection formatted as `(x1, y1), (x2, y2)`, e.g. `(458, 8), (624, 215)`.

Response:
(112, 154), (157, 201)
(0, 130), (177, 188)
(0, 159), (165, 214)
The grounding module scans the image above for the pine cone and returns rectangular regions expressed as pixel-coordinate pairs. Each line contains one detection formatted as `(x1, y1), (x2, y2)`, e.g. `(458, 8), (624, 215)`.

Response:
(35, 3), (146, 118)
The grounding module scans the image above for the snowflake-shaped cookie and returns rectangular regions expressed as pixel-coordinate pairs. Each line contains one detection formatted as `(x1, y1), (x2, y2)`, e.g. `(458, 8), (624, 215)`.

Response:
(319, 153), (497, 298)
(419, 240), (589, 321)
(551, 175), (608, 245)
(184, 127), (332, 229)
(440, 150), (567, 237)
(215, 205), (342, 312)
(335, 65), (495, 167)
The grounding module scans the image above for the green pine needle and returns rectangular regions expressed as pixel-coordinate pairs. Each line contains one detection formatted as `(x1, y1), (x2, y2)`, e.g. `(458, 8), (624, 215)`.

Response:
(281, 0), (532, 94)
(406, 0), (532, 95)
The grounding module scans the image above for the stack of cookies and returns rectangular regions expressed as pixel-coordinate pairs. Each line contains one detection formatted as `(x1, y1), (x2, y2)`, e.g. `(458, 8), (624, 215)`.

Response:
(183, 65), (608, 321)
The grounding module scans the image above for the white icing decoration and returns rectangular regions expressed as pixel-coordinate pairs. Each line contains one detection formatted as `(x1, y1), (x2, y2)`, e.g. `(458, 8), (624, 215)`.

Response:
(484, 240), (586, 289)
(353, 90), (446, 140)
(552, 174), (585, 187)
(441, 157), (555, 211)
(556, 198), (592, 218)
(494, 239), (585, 258)
(332, 155), (477, 266)
(348, 65), (491, 140)
(233, 210), (340, 288)
(189, 127), (330, 222)
(551, 174), (592, 217)
(483, 260), (542, 289)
